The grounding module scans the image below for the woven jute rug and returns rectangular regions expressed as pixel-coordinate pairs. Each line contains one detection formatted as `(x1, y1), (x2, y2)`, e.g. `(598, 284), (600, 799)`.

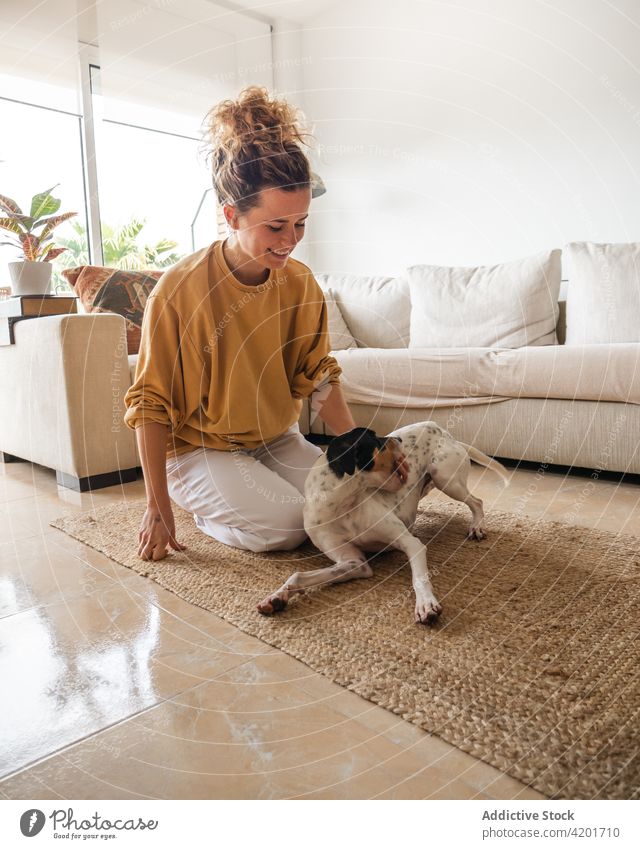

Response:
(51, 500), (640, 800)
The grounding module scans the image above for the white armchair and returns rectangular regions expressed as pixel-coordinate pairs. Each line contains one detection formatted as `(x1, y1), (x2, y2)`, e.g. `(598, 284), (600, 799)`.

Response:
(0, 313), (138, 490)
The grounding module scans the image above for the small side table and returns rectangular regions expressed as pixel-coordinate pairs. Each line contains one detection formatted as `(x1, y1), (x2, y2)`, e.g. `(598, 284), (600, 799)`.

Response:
(0, 295), (78, 345)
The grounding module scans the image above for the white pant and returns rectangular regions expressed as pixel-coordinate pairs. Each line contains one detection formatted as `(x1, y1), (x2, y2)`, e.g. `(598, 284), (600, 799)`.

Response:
(165, 423), (324, 552)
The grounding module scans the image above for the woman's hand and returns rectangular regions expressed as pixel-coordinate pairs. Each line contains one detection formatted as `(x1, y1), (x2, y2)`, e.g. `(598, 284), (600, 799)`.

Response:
(138, 502), (187, 561)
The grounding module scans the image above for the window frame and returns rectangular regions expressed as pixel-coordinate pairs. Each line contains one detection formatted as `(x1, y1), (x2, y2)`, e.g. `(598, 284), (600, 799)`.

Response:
(3, 22), (274, 271)
(78, 44), (104, 265)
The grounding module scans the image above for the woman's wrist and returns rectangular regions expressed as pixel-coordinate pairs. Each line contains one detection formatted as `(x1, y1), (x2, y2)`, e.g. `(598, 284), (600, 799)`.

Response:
(146, 493), (171, 512)
(313, 382), (356, 435)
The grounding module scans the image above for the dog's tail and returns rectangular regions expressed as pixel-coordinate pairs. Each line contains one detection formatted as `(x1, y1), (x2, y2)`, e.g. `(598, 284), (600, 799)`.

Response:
(458, 442), (510, 486)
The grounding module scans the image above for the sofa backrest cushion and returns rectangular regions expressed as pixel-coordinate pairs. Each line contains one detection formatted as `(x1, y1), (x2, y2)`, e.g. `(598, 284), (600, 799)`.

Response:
(564, 241), (640, 344)
(315, 273), (411, 348)
(63, 266), (162, 354)
(407, 249), (562, 348)
(324, 288), (358, 350)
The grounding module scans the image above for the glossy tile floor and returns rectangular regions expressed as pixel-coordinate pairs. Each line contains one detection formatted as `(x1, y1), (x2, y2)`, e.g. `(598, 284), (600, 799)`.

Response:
(1, 458), (639, 800)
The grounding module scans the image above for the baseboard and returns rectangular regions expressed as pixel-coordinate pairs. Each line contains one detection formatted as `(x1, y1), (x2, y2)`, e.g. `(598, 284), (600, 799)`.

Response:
(496, 457), (640, 486)
(56, 467), (138, 492)
(0, 451), (25, 463)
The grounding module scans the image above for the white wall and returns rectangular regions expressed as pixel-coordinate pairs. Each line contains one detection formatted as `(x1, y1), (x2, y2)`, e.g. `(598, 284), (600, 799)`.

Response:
(271, 16), (315, 267)
(296, 0), (640, 275)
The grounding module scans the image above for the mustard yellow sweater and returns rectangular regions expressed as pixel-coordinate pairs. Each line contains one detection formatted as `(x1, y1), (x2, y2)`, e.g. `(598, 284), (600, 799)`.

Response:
(124, 240), (342, 456)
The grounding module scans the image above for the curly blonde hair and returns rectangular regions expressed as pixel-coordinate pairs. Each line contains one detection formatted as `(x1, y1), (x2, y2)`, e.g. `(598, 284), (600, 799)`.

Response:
(203, 86), (312, 213)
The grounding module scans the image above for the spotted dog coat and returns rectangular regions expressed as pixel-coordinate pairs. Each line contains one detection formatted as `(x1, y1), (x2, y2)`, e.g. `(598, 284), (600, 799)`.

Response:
(257, 421), (509, 624)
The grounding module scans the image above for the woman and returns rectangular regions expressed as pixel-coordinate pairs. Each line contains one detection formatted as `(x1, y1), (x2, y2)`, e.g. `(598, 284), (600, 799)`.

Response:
(125, 86), (399, 562)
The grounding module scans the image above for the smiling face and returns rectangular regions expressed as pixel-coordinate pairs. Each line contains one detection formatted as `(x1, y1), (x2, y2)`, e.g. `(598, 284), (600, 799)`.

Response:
(223, 186), (311, 284)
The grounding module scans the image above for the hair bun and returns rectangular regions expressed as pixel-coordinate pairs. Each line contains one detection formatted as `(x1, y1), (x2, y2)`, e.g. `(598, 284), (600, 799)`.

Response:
(206, 85), (309, 157)
(203, 86), (313, 211)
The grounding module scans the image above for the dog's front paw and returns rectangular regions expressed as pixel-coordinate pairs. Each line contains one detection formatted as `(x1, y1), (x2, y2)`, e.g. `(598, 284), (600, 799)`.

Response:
(257, 589), (290, 616)
(467, 524), (486, 541)
(415, 597), (442, 626)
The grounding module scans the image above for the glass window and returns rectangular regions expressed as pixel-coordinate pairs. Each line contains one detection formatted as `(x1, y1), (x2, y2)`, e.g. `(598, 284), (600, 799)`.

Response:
(1, 0), (273, 292)
(90, 0), (273, 262)
(0, 97), (87, 293)
(92, 69), (215, 264)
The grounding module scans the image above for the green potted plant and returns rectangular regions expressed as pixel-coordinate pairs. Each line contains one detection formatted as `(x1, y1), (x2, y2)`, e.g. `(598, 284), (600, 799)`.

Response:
(0, 185), (77, 296)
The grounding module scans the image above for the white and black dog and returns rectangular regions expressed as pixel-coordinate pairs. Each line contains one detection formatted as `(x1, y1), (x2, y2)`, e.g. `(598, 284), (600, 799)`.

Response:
(257, 422), (509, 625)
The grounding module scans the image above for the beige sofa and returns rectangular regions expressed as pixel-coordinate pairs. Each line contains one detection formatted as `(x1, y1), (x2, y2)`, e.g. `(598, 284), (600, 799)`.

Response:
(1, 287), (638, 490)
(311, 272), (640, 477)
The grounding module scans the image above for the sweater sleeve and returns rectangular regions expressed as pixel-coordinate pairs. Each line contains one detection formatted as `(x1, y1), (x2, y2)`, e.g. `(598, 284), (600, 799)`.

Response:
(290, 288), (343, 400)
(124, 294), (188, 431)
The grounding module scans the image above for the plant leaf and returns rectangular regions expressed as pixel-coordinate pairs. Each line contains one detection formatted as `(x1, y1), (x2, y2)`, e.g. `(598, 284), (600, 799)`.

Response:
(0, 194), (22, 215)
(119, 218), (146, 242)
(40, 245), (67, 261)
(0, 217), (23, 235)
(29, 186), (61, 219)
(9, 214), (36, 231)
(149, 238), (178, 255)
(19, 233), (39, 261)
(39, 211), (77, 241)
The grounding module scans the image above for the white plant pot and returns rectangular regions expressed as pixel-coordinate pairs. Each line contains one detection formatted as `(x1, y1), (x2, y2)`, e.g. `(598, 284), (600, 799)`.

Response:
(8, 261), (53, 296)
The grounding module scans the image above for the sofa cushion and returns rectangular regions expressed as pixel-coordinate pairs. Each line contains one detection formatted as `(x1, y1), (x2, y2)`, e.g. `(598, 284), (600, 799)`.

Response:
(407, 249), (562, 349)
(333, 344), (640, 407)
(62, 266), (163, 354)
(564, 241), (640, 344)
(325, 288), (357, 350)
(315, 272), (410, 348)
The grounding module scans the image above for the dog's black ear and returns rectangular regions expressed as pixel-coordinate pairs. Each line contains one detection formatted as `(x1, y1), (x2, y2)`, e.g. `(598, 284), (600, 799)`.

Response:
(355, 439), (378, 472)
(326, 428), (381, 478)
(326, 435), (357, 477)
(348, 427), (377, 440)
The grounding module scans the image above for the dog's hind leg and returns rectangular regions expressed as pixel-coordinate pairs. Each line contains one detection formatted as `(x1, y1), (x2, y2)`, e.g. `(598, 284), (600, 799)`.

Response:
(257, 540), (372, 615)
(430, 464), (486, 540)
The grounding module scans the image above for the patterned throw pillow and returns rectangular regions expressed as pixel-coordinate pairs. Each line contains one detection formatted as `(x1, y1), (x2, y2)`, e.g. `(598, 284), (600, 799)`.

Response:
(62, 266), (162, 354)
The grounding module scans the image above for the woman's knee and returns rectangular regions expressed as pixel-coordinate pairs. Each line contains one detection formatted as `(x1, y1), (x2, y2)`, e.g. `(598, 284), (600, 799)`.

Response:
(229, 525), (307, 553)
(204, 503), (308, 553)
(251, 502), (308, 551)
(255, 526), (308, 552)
